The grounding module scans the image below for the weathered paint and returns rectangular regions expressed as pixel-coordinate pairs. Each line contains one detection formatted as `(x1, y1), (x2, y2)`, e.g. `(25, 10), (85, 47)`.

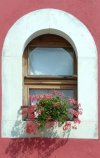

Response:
(0, 0), (100, 158)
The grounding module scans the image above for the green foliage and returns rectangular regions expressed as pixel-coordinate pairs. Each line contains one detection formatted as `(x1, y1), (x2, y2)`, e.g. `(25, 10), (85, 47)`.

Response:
(34, 95), (73, 129)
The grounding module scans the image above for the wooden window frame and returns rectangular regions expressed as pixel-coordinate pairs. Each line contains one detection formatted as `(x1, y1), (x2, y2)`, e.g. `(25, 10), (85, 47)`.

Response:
(22, 34), (77, 107)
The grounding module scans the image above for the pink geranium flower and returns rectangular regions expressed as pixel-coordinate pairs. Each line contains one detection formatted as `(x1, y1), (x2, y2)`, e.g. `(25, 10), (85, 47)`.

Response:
(22, 90), (82, 136)
(22, 108), (27, 115)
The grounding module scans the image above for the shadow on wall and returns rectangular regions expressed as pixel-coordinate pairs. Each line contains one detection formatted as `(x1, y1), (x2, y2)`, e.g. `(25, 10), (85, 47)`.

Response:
(8, 109), (71, 138)
(5, 110), (69, 158)
(5, 138), (68, 158)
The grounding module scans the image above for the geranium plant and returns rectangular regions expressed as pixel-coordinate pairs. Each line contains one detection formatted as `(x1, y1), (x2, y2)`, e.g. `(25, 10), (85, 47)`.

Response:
(22, 90), (83, 135)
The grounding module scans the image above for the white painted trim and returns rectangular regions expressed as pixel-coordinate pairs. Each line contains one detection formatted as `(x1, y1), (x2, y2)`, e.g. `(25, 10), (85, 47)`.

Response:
(2, 9), (98, 138)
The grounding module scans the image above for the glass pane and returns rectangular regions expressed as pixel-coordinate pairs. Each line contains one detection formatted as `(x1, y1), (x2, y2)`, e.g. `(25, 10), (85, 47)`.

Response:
(29, 89), (74, 119)
(29, 47), (73, 75)
(29, 89), (73, 105)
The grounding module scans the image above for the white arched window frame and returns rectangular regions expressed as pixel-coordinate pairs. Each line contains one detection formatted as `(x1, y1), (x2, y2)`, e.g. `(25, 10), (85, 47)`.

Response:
(2, 9), (98, 138)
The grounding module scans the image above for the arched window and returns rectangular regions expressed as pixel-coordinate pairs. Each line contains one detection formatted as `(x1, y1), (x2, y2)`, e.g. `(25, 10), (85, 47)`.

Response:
(2, 9), (98, 138)
(22, 34), (77, 106)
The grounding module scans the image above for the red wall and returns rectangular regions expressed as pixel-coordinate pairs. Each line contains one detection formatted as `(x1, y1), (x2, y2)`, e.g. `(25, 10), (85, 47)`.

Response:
(0, 0), (100, 157)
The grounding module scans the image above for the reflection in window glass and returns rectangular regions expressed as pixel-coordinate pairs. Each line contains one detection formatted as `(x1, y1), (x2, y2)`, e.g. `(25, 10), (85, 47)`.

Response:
(29, 47), (73, 75)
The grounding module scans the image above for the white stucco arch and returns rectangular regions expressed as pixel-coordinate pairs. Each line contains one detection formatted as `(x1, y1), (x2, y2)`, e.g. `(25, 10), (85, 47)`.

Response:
(2, 9), (98, 138)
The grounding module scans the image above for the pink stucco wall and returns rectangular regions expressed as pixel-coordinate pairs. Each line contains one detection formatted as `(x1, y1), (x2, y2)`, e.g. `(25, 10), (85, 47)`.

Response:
(0, 0), (100, 157)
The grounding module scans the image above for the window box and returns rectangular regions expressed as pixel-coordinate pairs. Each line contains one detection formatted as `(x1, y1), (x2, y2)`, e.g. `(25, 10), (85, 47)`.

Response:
(21, 90), (82, 135)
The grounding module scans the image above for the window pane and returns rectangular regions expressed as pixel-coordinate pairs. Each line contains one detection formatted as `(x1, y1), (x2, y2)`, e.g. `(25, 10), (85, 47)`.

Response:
(29, 89), (73, 97)
(29, 47), (73, 75)
(29, 89), (73, 105)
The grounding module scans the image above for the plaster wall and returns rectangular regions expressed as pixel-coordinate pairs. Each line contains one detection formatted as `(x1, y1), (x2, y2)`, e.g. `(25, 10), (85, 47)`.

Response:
(2, 9), (98, 139)
(0, 0), (100, 158)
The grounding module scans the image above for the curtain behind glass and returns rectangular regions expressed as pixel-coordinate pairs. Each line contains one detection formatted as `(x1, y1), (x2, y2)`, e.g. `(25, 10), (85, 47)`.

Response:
(29, 48), (73, 75)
